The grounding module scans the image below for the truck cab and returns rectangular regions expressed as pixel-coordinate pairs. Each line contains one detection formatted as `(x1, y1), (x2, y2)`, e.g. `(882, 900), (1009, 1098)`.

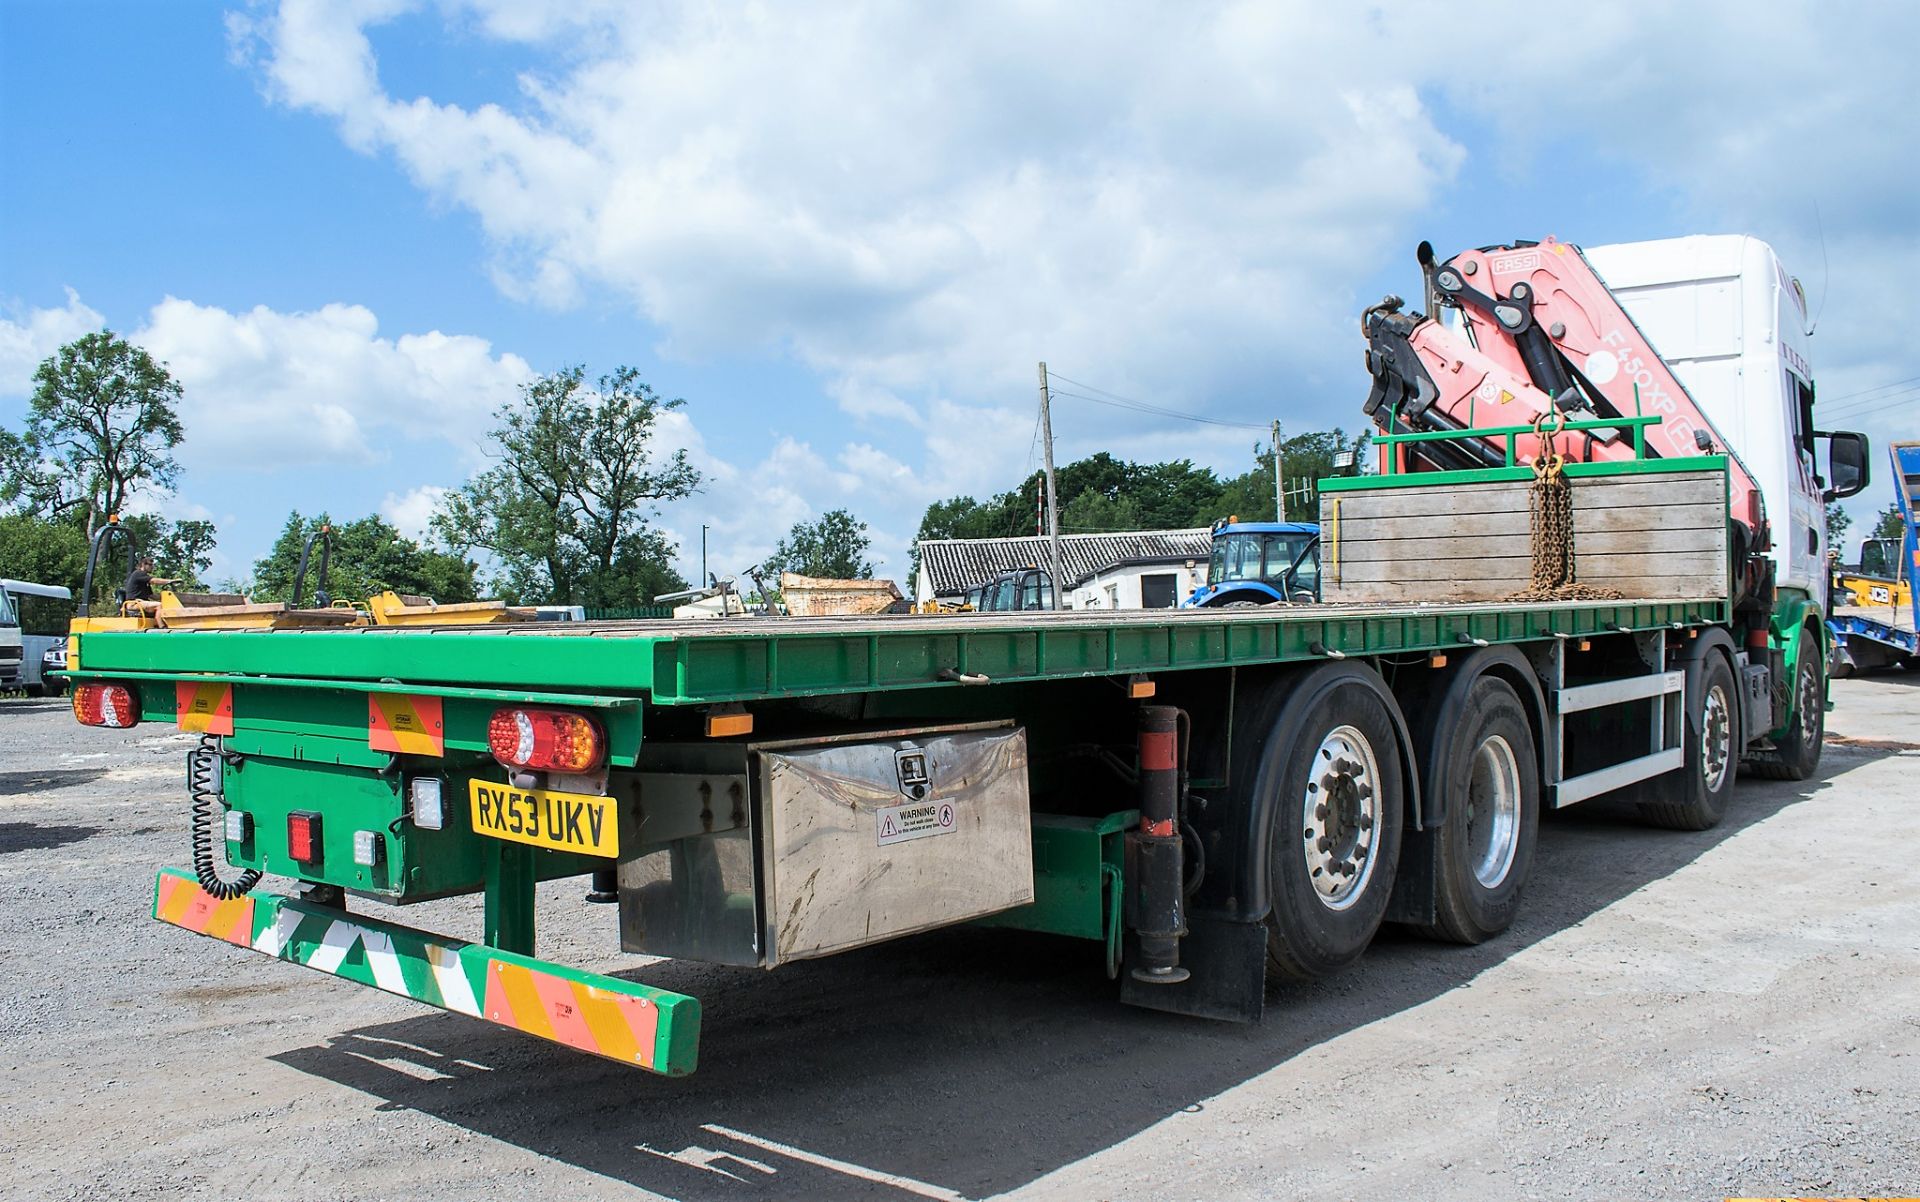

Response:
(1184, 520), (1319, 607)
(1582, 236), (1836, 609)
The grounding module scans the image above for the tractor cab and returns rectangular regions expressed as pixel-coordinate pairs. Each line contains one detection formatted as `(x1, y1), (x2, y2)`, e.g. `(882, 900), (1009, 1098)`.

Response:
(1184, 520), (1320, 608)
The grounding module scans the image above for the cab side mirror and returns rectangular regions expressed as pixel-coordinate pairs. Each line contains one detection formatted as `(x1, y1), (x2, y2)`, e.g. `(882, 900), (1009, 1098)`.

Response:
(1819, 430), (1870, 501)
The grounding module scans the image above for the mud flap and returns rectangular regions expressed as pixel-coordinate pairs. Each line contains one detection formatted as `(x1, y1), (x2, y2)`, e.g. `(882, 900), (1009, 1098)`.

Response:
(1119, 911), (1266, 1023)
(1386, 824), (1440, 926)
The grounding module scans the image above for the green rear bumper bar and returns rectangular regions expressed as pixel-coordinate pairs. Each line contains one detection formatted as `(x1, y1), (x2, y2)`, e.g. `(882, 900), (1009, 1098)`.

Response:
(152, 868), (700, 1075)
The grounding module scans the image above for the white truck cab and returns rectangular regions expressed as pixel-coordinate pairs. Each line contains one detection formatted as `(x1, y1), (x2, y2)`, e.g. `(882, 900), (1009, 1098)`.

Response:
(1582, 236), (1828, 605)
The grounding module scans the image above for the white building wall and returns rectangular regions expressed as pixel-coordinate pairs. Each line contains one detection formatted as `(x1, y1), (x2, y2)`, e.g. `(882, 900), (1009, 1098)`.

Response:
(1068, 562), (1205, 610)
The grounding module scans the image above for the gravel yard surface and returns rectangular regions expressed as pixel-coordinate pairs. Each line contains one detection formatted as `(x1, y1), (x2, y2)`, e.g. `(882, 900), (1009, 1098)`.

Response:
(3, 675), (1916, 1200)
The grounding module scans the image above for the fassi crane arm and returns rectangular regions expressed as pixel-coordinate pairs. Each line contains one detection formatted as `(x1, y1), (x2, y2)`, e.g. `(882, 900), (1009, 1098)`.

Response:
(1360, 236), (1768, 548)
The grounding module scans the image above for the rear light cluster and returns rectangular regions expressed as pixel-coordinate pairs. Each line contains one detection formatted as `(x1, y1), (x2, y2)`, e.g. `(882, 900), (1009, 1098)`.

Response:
(72, 683), (139, 728)
(487, 707), (605, 773)
(287, 811), (323, 863)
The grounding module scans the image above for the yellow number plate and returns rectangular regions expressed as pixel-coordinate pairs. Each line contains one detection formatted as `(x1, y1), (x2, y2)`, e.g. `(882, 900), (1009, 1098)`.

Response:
(468, 780), (619, 857)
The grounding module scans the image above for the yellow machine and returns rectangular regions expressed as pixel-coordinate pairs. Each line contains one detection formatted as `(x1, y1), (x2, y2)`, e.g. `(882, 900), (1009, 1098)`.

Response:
(367, 590), (535, 626)
(1833, 537), (1911, 611)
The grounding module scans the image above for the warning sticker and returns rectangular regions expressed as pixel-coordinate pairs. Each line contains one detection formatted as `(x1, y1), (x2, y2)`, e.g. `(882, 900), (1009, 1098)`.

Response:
(175, 681), (234, 735)
(368, 693), (445, 756)
(876, 799), (957, 846)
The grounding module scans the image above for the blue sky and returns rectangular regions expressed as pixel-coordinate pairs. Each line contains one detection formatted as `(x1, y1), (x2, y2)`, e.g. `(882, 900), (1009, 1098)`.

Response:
(3, 1), (1914, 590)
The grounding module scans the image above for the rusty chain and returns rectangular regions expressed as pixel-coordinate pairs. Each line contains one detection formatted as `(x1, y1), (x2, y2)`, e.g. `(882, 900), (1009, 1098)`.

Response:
(1507, 408), (1623, 603)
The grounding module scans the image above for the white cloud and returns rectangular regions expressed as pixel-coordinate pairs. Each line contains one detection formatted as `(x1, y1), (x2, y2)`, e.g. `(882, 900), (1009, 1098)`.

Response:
(232, 1), (1465, 416)
(0, 288), (106, 396)
(380, 483), (450, 541)
(132, 297), (533, 470)
(215, 2), (1920, 570)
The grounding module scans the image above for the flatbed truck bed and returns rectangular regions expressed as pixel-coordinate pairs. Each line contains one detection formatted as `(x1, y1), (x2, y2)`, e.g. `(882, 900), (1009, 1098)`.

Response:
(74, 595), (1722, 703)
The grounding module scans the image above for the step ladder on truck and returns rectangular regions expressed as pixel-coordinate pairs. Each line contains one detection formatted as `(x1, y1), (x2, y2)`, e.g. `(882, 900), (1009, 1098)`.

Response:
(63, 234), (1868, 1076)
(1829, 440), (1920, 674)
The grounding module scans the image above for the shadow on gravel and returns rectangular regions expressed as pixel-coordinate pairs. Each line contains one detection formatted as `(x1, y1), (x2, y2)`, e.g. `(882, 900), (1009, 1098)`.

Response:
(0, 821), (99, 854)
(0, 768), (108, 795)
(270, 747), (1893, 1201)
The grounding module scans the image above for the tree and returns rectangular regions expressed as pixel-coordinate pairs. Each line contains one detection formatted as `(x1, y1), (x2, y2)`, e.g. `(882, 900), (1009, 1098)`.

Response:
(1869, 502), (1906, 543)
(434, 365), (700, 605)
(113, 513), (220, 590)
(159, 519), (219, 589)
(766, 509), (874, 579)
(13, 332), (184, 535)
(1214, 428), (1371, 522)
(0, 513), (88, 596)
(1826, 502), (1854, 551)
(254, 512), (477, 604)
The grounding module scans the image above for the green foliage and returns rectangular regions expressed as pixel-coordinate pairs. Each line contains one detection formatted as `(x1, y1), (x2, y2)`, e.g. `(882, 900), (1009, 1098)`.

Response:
(914, 427), (1371, 562)
(113, 513), (219, 590)
(0, 512), (88, 595)
(766, 508), (874, 579)
(11, 332), (184, 531)
(433, 365), (698, 605)
(1869, 502), (1907, 543)
(253, 512), (477, 605)
(1825, 503), (1853, 549)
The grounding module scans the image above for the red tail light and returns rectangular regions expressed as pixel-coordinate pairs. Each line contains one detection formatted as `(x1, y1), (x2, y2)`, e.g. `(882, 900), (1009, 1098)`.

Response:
(287, 811), (323, 863)
(72, 683), (139, 728)
(487, 707), (604, 773)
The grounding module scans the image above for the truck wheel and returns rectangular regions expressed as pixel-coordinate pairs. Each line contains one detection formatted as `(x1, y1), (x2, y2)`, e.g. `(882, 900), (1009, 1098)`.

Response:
(1419, 677), (1539, 944)
(1746, 638), (1824, 781)
(1640, 652), (1738, 830)
(1262, 671), (1405, 979)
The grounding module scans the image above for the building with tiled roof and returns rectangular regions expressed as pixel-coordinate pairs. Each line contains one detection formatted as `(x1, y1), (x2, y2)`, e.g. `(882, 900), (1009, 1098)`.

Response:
(915, 528), (1212, 605)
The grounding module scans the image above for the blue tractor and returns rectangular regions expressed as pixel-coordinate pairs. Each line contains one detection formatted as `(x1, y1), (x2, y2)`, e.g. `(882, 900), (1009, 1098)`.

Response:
(1183, 520), (1321, 608)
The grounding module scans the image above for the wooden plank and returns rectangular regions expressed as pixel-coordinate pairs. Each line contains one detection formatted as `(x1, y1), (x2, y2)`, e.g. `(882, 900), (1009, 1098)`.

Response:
(1326, 573), (1726, 604)
(1332, 525), (1725, 563)
(1331, 501), (1726, 543)
(1321, 472), (1724, 521)
(1335, 550), (1719, 583)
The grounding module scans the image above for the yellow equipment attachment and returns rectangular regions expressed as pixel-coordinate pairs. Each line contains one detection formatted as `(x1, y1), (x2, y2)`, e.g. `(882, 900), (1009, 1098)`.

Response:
(153, 590), (368, 631)
(1834, 571), (1911, 611)
(367, 591), (536, 626)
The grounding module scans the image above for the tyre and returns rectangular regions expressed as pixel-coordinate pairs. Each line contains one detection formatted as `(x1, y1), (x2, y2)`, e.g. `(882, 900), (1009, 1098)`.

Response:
(1258, 667), (1406, 979)
(1640, 651), (1739, 830)
(1747, 637), (1824, 781)
(1418, 677), (1540, 944)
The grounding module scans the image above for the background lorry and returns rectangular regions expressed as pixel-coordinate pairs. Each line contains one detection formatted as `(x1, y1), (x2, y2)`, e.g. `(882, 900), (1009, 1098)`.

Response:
(1828, 440), (1919, 674)
(64, 233), (1868, 1077)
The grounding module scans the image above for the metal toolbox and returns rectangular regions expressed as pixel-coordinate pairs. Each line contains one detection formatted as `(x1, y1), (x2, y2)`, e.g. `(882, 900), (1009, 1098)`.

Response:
(617, 723), (1033, 967)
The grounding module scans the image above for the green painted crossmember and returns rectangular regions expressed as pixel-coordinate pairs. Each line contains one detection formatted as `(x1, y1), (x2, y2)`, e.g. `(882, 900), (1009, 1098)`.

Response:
(152, 868), (700, 1075)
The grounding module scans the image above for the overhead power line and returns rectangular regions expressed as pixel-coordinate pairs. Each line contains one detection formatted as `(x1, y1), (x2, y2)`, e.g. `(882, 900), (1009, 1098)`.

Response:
(1821, 383), (1920, 421)
(1820, 373), (1920, 405)
(1045, 371), (1269, 431)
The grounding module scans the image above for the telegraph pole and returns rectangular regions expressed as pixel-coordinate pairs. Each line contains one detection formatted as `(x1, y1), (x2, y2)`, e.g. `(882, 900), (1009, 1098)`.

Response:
(1271, 419), (1286, 521)
(701, 525), (709, 587)
(1037, 362), (1066, 610)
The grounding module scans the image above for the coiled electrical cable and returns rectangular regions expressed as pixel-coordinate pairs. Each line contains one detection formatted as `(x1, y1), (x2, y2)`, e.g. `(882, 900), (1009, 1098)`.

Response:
(190, 734), (260, 900)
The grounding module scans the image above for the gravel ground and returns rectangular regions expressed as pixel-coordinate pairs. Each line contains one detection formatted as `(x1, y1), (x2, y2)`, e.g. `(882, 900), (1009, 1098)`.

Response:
(2, 675), (1916, 1201)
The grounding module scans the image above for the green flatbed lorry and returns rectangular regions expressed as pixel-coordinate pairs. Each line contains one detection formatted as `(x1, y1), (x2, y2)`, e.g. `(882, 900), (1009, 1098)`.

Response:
(65, 235), (1872, 1076)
